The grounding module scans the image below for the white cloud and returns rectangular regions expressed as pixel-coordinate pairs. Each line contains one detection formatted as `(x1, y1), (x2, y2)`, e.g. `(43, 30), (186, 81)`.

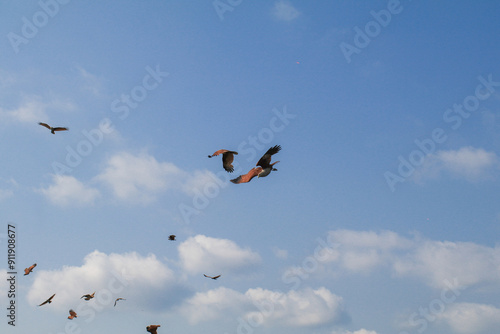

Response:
(414, 146), (499, 182)
(0, 95), (76, 124)
(273, 1), (300, 21)
(178, 235), (261, 276)
(38, 174), (100, 207)
(293, 230), (500, 290)
(332, 330), (379, 334)
(1, 97), (49, 123)
(27, 251), (180, 312)
(95, 151), (218, 203)
(437, 302), (500, 334)
(180, 287), (248, 324)
(393, 239), (500, 289)
(321, 230), (413, 273)
(181, 286), (346, 327)
(246, 287), (345, 327)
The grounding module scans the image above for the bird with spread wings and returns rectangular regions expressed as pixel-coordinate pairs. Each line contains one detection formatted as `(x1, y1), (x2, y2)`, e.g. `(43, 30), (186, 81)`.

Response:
(38, 122), (69, 134)
(38, 294), (55, 306)
(80, 292), (95, 301)
(24, 263), (37, 276)
(231, 145), (281, 184)
(203, 274), (221, 280)
(208, 149), (238, 173)
(114, 298), (126, 307)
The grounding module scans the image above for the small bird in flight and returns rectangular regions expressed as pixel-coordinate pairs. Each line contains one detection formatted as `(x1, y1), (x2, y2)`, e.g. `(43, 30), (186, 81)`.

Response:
(146, 325), (161, 334)
(203, 274), (221, 280)
(81, 292), (95, 301)
(38, 122), (69, 134)
(231, 145), (281, 183)
(38, 294), (55, 306)
(68, 309), (77, 320)
(208, 149), (238, 173)
(114, 298), (126, 307)
(168, 235), (176, 241)
(24, 263), (37, 276)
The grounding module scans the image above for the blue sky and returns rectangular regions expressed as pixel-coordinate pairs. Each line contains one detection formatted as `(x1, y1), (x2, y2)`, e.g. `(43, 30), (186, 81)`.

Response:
(1, 1), (500, 334)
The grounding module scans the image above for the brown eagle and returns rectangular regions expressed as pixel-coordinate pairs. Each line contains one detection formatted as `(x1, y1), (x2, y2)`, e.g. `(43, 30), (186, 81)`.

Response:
(39, 122), (69, 134)
(208, 149), (238, 173)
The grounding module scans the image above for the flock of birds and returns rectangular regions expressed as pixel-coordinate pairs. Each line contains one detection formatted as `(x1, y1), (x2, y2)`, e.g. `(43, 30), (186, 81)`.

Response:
(27, 122), (282, 333)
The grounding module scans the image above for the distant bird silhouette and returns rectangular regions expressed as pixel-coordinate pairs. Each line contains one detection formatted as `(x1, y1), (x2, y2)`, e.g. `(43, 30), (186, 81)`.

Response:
(203, 274), (221, 280)
(68, 309), (77, 320)
(114, 298), (126, 307)
(230, 145), (281, 183)
(24, 263), (37, 276)
(38, 294), (55, 306)
(38, 122), (68, 134)
(168, 235), (176, 241)
(80, 292), (95, 300)
(146, 325), (161, 334)
(208, 149), (238, 173)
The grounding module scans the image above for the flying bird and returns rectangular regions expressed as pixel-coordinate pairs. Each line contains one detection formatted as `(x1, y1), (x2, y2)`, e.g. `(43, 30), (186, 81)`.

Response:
(24, 263), (37, 276)
(256, 145), (281, 178)
(208, 149), (238, 173)
(146, 325), (161, 334)
(168, 235), (176, 241)
(230, 145), (281, 184)
(38, 294), (55, 306)
(203, 274), (221, 280)
(68, 309), (77, 320)
(80, 292), (95, 300)
(114, 298), (126, 307)
(38, 122), (69, 134)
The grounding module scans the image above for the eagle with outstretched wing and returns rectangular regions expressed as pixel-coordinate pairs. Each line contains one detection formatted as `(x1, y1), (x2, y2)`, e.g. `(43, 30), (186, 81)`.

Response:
(24, 263), (37, 276)
(208, 149), (238, 173)
(39, 122), (69, 134)
(38, 294), (55, 306)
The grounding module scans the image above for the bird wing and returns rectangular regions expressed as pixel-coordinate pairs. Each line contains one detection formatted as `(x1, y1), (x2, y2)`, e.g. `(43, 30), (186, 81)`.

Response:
(222, 152), (236, 173)
(114, 298), (125, 306)
(52, 127), (68, 132)
(38, 122), (51, 130)
(256, 145), (281, 168)
(24, 264), (35, 275)
(39, 294), (55, 306)
(213, 275), (221, 279)
(208, 149), (227, 157)
(147, 325), (160, 334)
(230, 167), (262, 184)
